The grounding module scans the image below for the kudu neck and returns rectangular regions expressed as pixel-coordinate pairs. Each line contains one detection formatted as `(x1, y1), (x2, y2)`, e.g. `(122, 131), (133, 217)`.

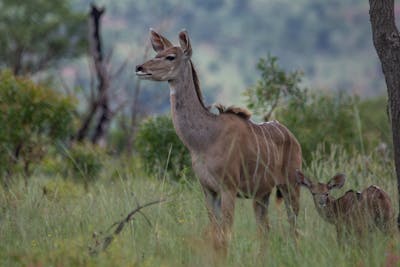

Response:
(315, 196), (337, 224)
(167, 60), (219, 152)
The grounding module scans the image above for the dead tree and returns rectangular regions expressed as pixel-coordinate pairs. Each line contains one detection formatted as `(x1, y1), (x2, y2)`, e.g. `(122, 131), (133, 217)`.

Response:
(87, 3), (111, 146)
(76, 4), (109, 141)
(76, 4), (111, 146)
(368, 0), (400, 230)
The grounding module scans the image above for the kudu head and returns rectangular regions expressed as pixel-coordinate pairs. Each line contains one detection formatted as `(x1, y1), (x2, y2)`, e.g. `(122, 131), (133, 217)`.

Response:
(296, 170), (346, 208)
(135, 29), (192, 81)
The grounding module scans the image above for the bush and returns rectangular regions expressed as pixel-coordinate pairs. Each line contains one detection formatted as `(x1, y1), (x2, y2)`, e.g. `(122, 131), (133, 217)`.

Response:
(276, 91), (358, 163)
(135, 115), (192, 181)
(243, 55), (306, 121)
(65, 142), (104, 190)
(0, 71), (75, 186)
(357, 96), (391, 152)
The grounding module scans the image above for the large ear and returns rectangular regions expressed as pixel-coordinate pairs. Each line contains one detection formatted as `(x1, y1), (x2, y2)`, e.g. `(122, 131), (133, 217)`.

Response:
(295, 169), (312, 188)
(150, 29), (173, 52)
(178, 30), (192, 58)
(327, 173), (346, 190)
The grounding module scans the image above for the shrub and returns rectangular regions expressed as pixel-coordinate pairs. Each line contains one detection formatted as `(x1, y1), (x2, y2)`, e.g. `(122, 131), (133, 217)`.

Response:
(0, 71), (75, 186)
(243, 55), (306, 121)
(135, 115), (192, 181)
(357, 96), (391, 153)
(42, 178), (84, 202)
(65, 142), (104, 190)
(276, 91), (358, 163)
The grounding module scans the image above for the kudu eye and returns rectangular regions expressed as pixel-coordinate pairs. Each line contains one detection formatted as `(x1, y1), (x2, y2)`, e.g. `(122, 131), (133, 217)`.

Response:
(165, 55), (176, 61)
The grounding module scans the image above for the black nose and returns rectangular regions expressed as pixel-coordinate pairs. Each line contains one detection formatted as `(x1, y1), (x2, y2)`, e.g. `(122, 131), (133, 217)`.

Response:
(136, 65), (143, 72)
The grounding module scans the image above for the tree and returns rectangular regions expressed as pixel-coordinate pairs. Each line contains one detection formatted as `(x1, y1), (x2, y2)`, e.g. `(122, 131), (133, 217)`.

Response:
(368, 0), (400, 230)
(0, 71), (75, 187)
(75, 4), (128, 146)
(0, 0), (86, 75)
(243, 55), (305, 121)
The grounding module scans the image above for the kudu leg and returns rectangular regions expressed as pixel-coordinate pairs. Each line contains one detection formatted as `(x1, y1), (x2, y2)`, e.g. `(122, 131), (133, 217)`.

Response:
(217, 190), (236, 255)
(277, 184), (300, 237)
(253, 193), (271, 235)
(203, 187), (222, 227)
(253, 193), (271, 255)
(202, 187), (235, 258)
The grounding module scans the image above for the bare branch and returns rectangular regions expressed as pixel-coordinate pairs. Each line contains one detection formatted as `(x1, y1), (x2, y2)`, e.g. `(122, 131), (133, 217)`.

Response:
(88, 197), (168, 255)
(87, 56), (96, 103)
(105, 47), (114, 65)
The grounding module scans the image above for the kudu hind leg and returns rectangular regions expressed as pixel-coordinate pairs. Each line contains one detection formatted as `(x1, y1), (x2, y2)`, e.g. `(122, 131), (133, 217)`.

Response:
(277, 184), (300, 236)
(253, 193), (271, 255)
(253, 193), (271, 234)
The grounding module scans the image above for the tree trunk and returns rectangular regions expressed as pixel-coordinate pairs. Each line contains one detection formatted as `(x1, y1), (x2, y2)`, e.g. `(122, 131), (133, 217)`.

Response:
(75, 100), (98, 141)
(368, 0), (400, 230)
(75, 4), (111, 146)
(89, 4), (111, 146)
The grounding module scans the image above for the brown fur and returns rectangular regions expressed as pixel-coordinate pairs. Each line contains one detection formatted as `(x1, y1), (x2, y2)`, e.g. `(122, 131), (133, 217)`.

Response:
(136, 30), (302, 256)
(189, 60), (208, 112)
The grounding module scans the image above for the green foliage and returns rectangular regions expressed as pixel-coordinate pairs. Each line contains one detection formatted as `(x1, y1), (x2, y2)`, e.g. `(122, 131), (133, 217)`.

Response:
(276, 92), (358, 163)
(65, 142), (104, 188)
(244, 55), (306, 121)
(357, 96), (391, 152)
(0, 0), (86, 75)
(135, 115), (192, 181)
(0, 71), (75, 181)
(42, 178), (85, 202)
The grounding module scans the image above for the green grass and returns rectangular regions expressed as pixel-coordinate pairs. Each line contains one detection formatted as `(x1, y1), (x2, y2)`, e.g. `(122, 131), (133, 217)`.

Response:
(0, 149), (399, 267)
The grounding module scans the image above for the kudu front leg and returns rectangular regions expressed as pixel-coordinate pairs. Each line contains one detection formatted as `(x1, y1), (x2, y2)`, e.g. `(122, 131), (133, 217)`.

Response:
(277, 184), (300, 238)
(202, 188), (235, 257)
(217, 189), (236, 256)
(202, 187), (222, 233)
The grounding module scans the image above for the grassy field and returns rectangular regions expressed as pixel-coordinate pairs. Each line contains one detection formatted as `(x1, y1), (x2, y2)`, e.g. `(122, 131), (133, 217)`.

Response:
(0, 149), (399, 267)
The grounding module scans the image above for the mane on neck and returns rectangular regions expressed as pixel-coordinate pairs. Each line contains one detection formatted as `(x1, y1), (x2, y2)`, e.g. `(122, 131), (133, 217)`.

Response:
(189, 60), (208, 111)
(189, 60), (251, 120)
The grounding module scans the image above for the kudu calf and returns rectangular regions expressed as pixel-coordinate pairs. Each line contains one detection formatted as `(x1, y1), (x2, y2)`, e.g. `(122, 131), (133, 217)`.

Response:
(136, 29), (302, 254)
(296, 170), (394, 243)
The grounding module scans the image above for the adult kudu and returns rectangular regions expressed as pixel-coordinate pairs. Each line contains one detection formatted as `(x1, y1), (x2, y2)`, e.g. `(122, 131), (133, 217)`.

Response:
(136, 29), (302, 253)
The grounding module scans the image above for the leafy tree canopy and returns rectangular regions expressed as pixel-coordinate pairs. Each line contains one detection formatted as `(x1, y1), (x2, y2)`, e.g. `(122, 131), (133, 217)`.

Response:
(0, 70), (76, 185)
(0, 0), (87, 75)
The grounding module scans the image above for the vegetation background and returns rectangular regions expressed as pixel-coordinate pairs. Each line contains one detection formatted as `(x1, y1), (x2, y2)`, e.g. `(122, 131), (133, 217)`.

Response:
(0, 0), (399, 266)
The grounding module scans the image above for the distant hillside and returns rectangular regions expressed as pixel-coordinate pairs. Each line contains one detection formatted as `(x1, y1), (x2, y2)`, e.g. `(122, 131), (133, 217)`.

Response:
(69, 0), (392, 113)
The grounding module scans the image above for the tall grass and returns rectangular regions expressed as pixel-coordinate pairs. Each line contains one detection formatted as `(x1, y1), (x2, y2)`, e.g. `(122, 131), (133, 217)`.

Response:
(0, 149), (398, 267)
